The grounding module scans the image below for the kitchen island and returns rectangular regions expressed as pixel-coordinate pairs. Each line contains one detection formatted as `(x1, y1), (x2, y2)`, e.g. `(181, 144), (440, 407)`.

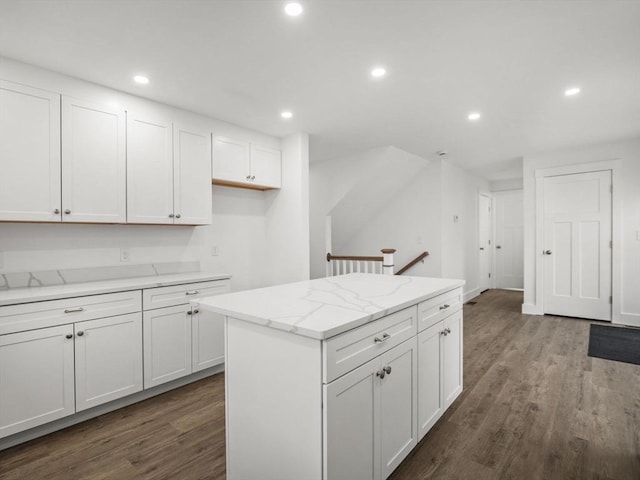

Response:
(197, 273), (465, 480)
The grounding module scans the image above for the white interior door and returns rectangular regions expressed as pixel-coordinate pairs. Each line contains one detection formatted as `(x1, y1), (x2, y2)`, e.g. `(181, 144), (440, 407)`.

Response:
(494, 190), (524, 289)
(478, 194), (492, 292)
(543, 170), (612, 321)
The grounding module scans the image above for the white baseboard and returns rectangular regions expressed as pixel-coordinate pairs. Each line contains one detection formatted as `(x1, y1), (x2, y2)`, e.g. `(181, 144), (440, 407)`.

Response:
(463, 287), (480, 303)
(0, 364), (224, 451)
(522, 303), (543, 315)
(616, 312), (640, 328)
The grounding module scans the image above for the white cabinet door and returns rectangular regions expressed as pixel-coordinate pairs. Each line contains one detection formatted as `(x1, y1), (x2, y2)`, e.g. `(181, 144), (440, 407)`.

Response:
(379, 337), (417, 479)
(324, 359), (378, 480)
(213, 136), (251, 184)
(62, 96), (126, 223)
(324, 338), (417, 480)
(442, 310), (463, 409)
(126, 112), (174, 224)
(143, 305), (192, 388)
(250, 144), (281, 189)
(191, 308), (225, 372)
(417, 322), (443, 440)
(173, 123), (212, 225)
(0, 80), (61, 222)
(0, 325), (75, 438)
(74, 313), (143, 412)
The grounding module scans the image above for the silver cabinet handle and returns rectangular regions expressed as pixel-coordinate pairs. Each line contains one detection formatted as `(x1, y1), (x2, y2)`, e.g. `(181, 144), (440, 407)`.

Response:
(64, 307), (84, 313)
(193, 308), (199, 314)
(175, 213), (181, 219)
(185, 290), (199, 296)
(374, 333), (391, 343)
(446, 328), (451, 334)
(479, 247), (485, 251)
(186, 310), (192, 316)
(76, 331), (84, 336)
(54, 208), (60, 214)
(169, 213), (174, 218)
(544, 250), (552, 255)
(65, 334), (73, 339)
(496, 245), (502, 249)
(376, 366), (392, 379)
(246, 175), (251, 180)
(439, 304), (450, 310)
(64, 209), (71, 214)
(251, 175), (256, 180)
(441, 330), (447, 336)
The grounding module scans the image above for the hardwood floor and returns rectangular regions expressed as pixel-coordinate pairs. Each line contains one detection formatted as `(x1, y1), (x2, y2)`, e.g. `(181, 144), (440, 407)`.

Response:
(1, 289), (639, 479)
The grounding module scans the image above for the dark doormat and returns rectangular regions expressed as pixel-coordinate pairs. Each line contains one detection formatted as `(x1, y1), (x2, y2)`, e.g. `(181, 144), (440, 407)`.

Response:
(588, 324), (640, 365)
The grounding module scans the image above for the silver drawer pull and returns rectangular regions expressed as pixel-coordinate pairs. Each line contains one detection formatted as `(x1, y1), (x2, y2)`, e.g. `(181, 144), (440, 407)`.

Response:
(439, 304), (450, 310)
(374, 333), (391, 343)
(64, 307), (84, 313)
(185, 290), (199, 296)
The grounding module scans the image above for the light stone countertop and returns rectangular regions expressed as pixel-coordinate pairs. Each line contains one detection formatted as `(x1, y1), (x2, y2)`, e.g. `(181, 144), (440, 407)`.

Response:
(197, 273), (465, 340)
(0, 271), (231, 307)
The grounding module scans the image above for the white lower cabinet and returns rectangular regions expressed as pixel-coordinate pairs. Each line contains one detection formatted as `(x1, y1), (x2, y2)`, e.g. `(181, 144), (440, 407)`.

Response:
(0, 325), (75, 438)
(0, 312), (143, 438)
(325, 338), (418, 480)
(74, 313), (143, 412)
(417, 308), (463, 440)
(143, 304), (193, 388)
(142, 280), (229, 388)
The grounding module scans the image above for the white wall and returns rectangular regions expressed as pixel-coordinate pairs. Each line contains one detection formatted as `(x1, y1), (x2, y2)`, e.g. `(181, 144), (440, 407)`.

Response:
(0, 57), (310, 292)
(522, 137), (640, 326)
(309, 151), (490, 300)
(441, 161), (491, 300)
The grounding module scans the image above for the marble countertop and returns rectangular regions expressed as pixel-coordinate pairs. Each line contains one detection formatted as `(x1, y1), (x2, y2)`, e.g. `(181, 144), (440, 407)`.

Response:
(197, 273), (464, 340)
(0, 271), (231, 307)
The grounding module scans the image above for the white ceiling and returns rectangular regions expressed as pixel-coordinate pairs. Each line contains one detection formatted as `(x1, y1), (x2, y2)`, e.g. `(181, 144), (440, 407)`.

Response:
(1, 0), (639, 180)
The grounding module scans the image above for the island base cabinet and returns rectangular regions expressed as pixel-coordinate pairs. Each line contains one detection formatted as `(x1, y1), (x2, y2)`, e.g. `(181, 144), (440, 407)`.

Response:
(74, 313), (143, 412)
(417, 308), (463, 441)
(442, 310), (463, 409)
(323, 337), (418, 480)
(0, 325), (75, 439)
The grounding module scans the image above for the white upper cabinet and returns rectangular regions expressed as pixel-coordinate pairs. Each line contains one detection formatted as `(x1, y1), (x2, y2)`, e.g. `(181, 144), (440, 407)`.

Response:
(126, 115), (212, 225)
(212, 136), (251, 184)
(250, 144), (281, 189)
(173, 123), (212, 225)
(126, 112), (174, 224)
(0, 80), (61, 222)
(62, 96), (126, 223)
(213, 135), (281, 190)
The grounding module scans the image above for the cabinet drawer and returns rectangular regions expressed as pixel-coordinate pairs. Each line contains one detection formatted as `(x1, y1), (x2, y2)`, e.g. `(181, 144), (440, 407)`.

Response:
(0, 290), (142, 335)
(323, 306), (417, 383)
(417, 287), (462, 332)
(143, 280), (230, 310)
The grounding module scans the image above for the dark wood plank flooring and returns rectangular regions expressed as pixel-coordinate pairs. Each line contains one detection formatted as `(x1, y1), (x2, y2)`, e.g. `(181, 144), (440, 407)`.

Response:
(1, 289), (639, 479)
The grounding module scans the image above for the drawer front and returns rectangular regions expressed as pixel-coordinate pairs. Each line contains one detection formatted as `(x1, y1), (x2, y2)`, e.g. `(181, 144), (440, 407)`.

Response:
(417, 287), (463, 332)
(323, 306), (417, 384)
(143, 279), (231, 310)
(0, 290), (142, 336)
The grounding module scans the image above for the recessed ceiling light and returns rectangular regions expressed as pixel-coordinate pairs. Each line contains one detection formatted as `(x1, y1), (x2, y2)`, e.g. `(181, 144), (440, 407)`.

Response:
(133, 75), (149, 85)
(564, 87), (581, 96)
(371, 67), (387, 78)
(284, 2), (303, 16)
(467, 112), (481, 121)
(281, 111), (293, 119)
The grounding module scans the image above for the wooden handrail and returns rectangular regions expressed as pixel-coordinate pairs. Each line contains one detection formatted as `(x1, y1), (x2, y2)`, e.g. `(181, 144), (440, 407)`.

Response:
(327, 253), (383, 262)
(395, 251), (429, 275)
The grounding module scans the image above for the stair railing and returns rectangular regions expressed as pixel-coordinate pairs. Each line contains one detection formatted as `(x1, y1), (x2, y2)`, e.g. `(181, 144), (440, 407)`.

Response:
(326, 249), (396, 276)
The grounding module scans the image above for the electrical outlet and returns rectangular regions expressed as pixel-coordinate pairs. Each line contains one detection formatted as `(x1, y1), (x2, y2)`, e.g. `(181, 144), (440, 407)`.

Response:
(211, 245), (219, 256)
(120, 248), (130, 263)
